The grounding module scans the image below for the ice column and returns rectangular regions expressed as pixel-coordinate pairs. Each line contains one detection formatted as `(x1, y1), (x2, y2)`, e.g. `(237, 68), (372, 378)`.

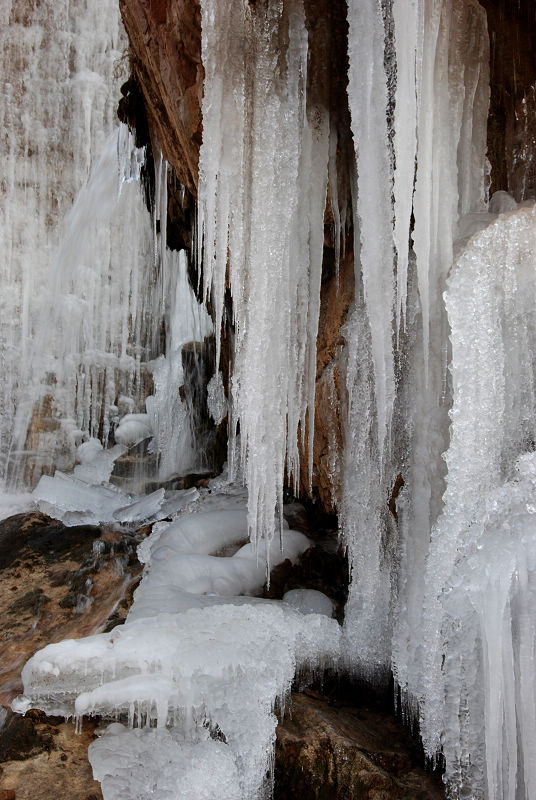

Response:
(198, 0), (329, 549)
(419, 204), (536, 799)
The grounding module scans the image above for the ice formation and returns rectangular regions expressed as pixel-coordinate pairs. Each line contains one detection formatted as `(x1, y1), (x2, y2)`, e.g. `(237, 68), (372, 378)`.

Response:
(390, 0), (491, 708)
(198, 0), (329, 549)
(14, 484), (340, 800)
(5, 0), (536, 798)
(418, 204), (536, 797)
(0, 1), (142, 487)
(145, 249), (213, 479)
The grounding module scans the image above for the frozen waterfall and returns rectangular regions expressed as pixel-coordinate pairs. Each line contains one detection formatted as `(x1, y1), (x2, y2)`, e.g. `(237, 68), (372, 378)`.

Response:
(0, 0), (129, 487)
(3, 0), (536, 799)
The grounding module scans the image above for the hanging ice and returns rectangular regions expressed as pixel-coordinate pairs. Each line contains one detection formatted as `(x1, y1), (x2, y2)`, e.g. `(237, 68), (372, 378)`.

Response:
(346, 0), (396, 455)
(198, 0), (329, 549)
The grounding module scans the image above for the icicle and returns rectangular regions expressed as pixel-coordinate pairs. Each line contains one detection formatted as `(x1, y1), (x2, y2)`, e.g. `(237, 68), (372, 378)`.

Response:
(391, 0), (490, 723)
(411, 0), (489, 385)
(198, 0), (329, 547)
(328, 122), (341, 285)
(392, 0), (419, 335)
(341, 301), (393, 681)
(346, 0), (396, 456)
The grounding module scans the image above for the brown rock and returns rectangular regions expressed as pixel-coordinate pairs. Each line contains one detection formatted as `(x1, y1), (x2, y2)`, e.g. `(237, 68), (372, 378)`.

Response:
(0, 513), (142, 705)
(275, 693), (445, 799)
(0, 711), (102, 800)
(119, 0), (203, 196)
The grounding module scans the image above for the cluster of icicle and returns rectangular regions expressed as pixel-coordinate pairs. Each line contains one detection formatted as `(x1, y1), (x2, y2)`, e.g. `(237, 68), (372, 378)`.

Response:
(199, 0), (536, 798)
(198, 0), (331, 558)
(343, 0), (490, 684)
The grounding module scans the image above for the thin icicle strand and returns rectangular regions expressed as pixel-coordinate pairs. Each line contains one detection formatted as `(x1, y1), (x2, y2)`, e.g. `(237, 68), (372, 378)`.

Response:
(392, 0), (420, 335)
(346, 0), (396, 456)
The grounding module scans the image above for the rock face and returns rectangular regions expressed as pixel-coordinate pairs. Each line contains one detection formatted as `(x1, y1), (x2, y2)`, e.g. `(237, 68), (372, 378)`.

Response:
(0, 710), (103, 800)
(275, 693), (445, 800)
(120, 0), (202, 196)
(0, 512), (141, 706)
(0, 511), (145, 798)
(479, 0), (536, 201)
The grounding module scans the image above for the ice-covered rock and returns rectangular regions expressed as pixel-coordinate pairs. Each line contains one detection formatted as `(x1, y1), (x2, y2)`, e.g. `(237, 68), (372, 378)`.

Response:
(15, 484), (341, 800)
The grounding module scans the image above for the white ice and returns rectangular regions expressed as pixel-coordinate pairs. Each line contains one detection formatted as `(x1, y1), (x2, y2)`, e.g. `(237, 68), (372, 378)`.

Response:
(114, 415), (153, 448)
(418, 204), (536, 799)
(15, 484), (341, 800)
(198, 0), (329, 548)
(282, 589), (334, 618)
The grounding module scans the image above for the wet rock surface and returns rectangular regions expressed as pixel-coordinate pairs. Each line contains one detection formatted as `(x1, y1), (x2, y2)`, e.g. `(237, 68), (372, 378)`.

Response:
(0, 511), (144, 797)
(275, 692), (445, 800)
(0, 709), (102, 800)
(0, 512), (142, 706)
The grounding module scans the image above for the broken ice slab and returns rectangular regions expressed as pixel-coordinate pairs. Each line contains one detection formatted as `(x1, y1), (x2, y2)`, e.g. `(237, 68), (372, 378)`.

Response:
(33, 472), (131, 526)
(157, 487), (200, 520)
(33, 472), (165, 527)
(113, 489), (165, 523)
